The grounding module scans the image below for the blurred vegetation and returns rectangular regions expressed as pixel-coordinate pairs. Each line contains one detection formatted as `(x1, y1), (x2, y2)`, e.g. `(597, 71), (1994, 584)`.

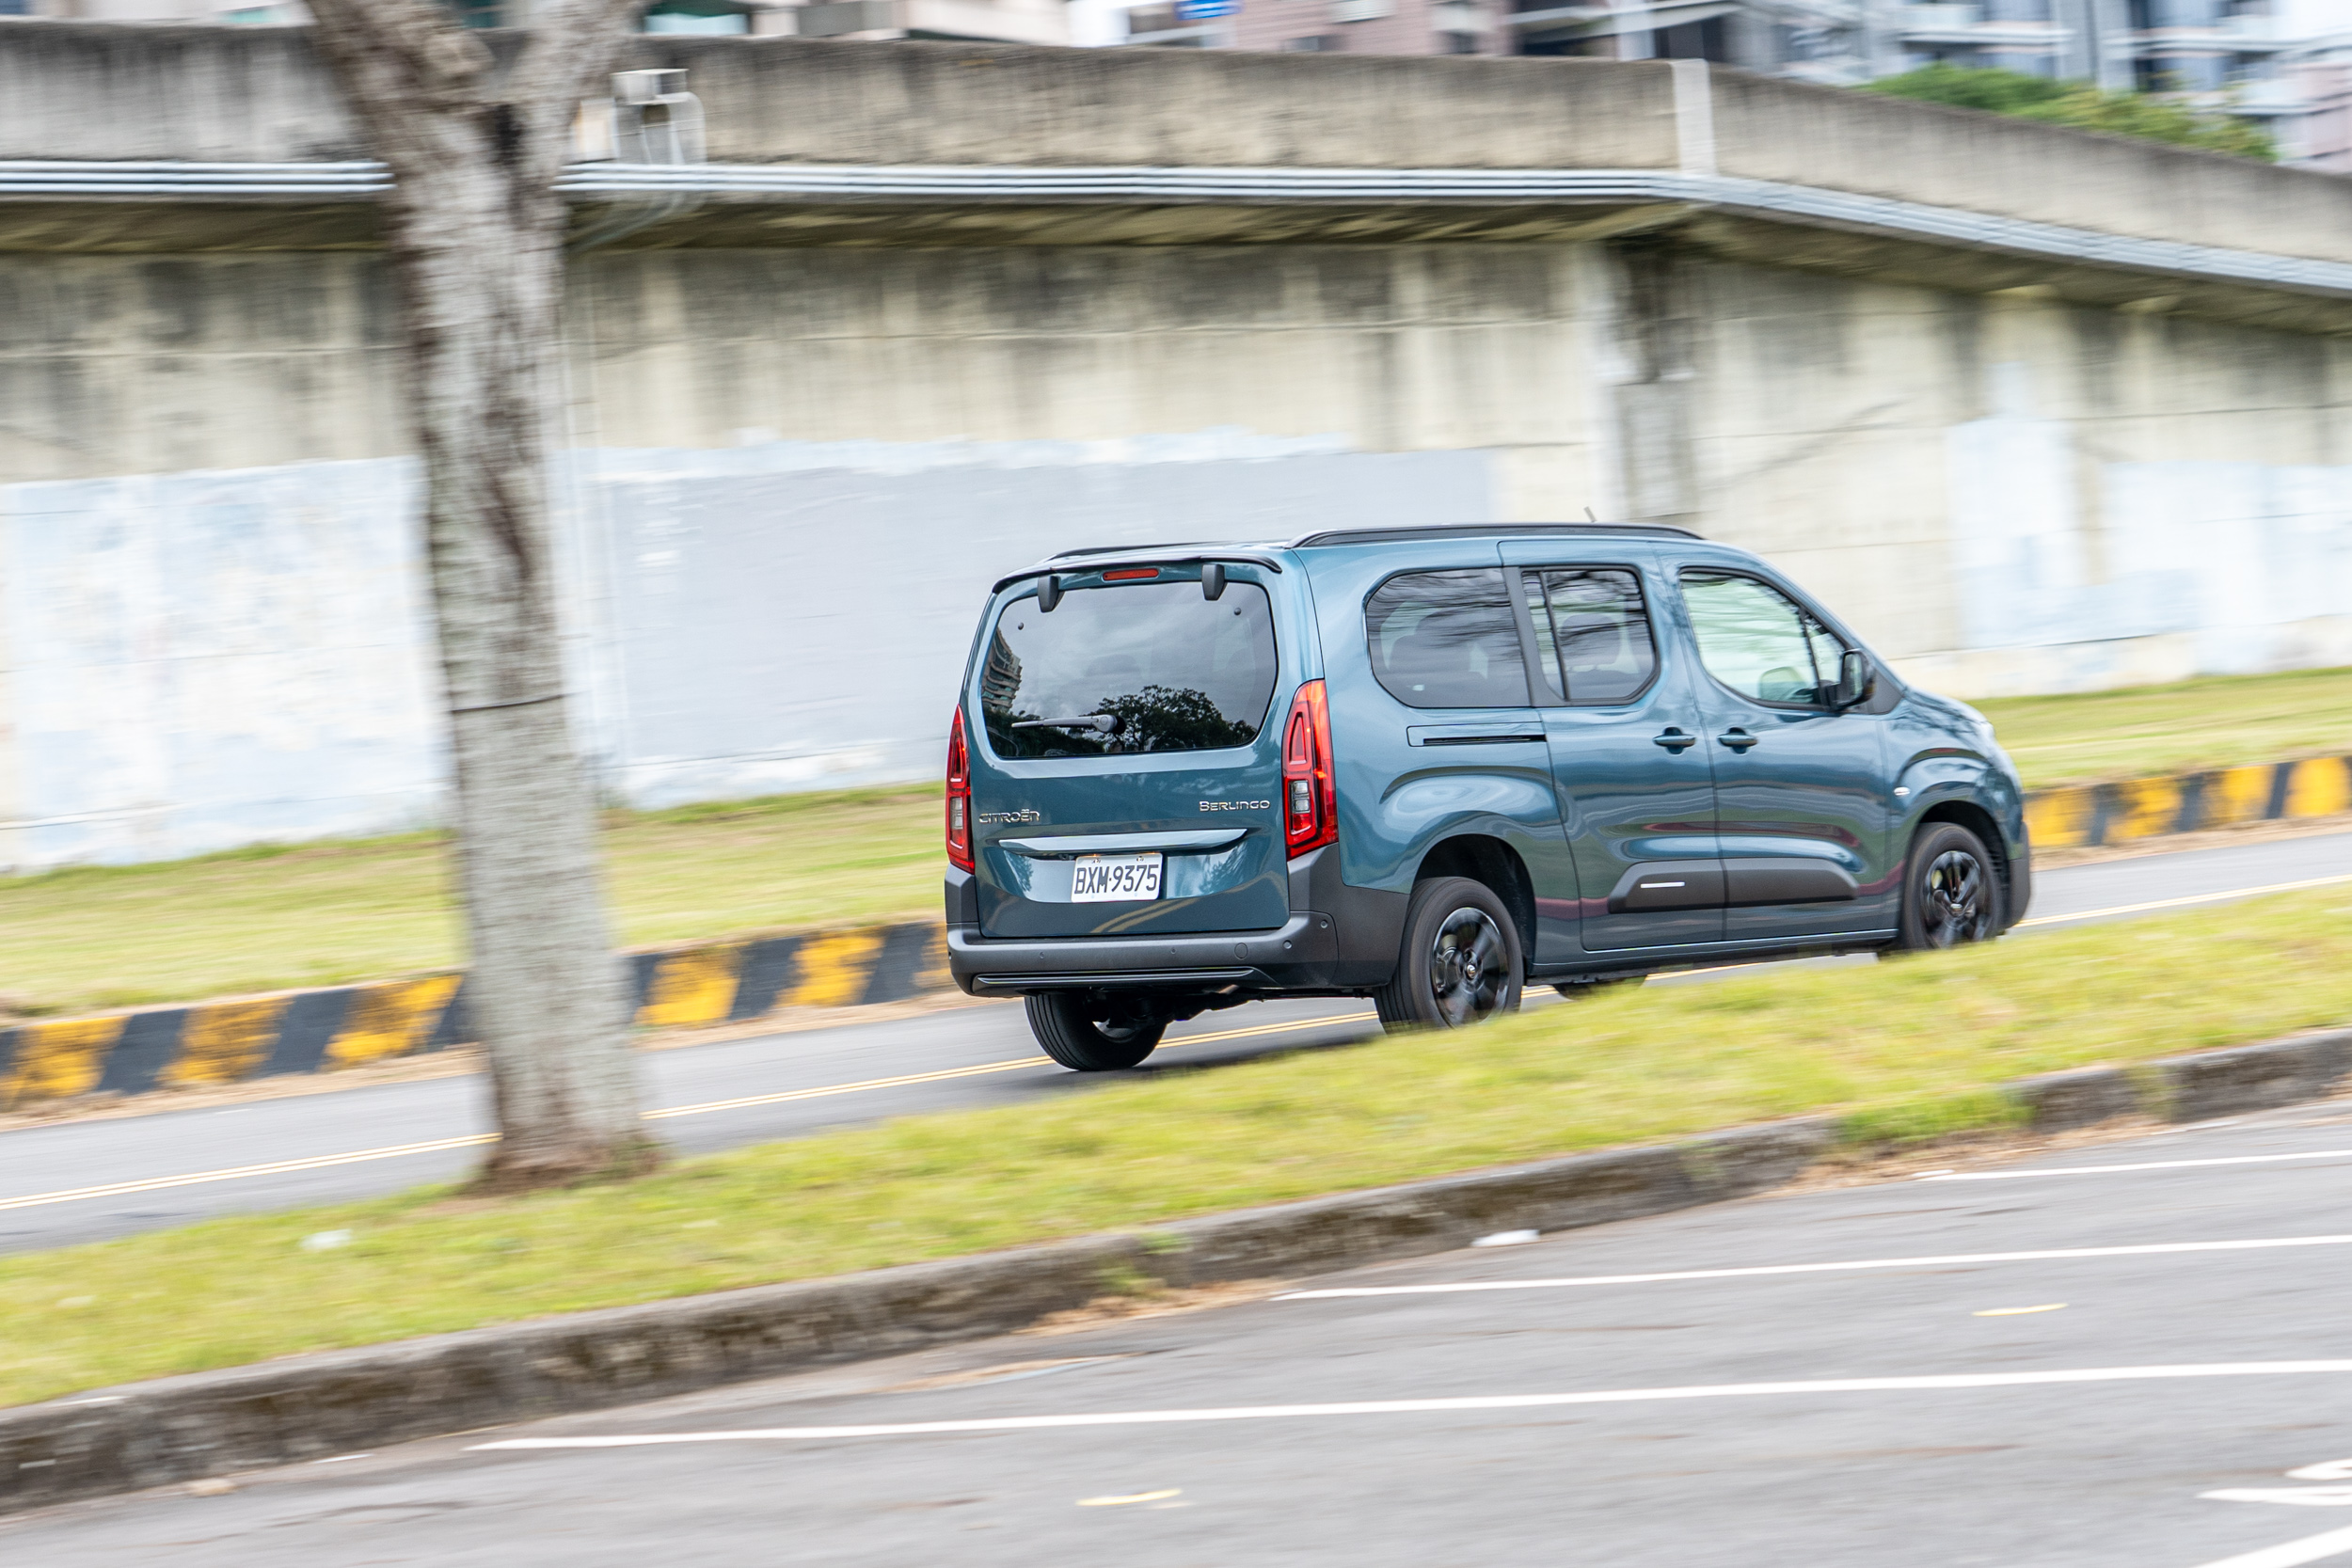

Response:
(1972, 665), (2352, 789)
(1868, 64), (2278, 161)
(6, 667), (2352, 1018)
(7, 883), (2352, 1407)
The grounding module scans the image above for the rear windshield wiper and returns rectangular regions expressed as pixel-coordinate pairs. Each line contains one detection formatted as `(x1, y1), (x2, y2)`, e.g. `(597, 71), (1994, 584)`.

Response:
(1011, 714), (1123, 735)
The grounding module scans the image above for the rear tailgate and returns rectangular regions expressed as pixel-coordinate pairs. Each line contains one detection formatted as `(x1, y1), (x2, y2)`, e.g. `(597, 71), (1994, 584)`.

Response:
(966, 562), (1295, 940)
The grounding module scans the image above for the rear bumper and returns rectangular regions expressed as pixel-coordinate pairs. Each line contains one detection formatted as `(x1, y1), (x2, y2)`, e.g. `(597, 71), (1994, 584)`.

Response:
(945, 847), (1406, 996)
(948, 911), (1343, 995)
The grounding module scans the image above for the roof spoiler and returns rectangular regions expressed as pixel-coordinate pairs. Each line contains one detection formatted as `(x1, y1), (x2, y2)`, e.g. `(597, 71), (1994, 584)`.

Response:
(991, 551), (1286, 597)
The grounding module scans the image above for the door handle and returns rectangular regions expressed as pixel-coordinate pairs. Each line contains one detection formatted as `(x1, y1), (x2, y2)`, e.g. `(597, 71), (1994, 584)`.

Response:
(1718, 728), (1758, 752)
(1652, 728), (1697, 752)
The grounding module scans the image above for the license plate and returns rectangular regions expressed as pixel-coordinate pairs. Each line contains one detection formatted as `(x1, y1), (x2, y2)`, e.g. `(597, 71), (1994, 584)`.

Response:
(1070, 852), (1162, 903)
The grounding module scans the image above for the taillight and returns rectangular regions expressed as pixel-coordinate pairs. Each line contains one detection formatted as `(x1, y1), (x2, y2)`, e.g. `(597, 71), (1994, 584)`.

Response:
(945, 707), (974, 873)
(1281, 679), (1337, 858)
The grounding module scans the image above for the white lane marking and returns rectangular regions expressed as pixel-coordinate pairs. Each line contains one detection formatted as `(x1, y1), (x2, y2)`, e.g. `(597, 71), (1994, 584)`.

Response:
(468, 1362), (2352, 1449)
(1974, 1303), (2066, 1316)
(2296, 1462), (2352, 1482)
(1272, 1234), (2352, 1300)
(2205, 1490), (2352, 1509)
(2017, 873), (2352, 928)
(2185, 1523), (2352, 1568)
(0, 1009), (1383, 1212)
(1919, 1150), (2352, 1183)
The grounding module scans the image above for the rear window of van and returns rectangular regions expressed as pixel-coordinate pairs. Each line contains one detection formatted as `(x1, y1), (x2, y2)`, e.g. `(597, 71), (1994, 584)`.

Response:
(1365, 569), (1530, 708)
(981, 580), (1279, 758)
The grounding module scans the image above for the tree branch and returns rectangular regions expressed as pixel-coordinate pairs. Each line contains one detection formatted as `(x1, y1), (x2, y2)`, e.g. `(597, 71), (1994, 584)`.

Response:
(509, 0), (651, 183)
(306, 0), (497, 179)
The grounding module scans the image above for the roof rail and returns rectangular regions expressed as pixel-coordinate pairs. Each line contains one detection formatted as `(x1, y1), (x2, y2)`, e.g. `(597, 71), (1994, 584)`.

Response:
(1291, 522), (1700, 547)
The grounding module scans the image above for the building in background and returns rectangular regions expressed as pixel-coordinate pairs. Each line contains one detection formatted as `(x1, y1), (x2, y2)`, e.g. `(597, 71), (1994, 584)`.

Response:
(1120, 0), (2350, 169)
(0, 0), (1067, 44)
(2282, 40), (2352, 163)
(0, 0), (2336, 156)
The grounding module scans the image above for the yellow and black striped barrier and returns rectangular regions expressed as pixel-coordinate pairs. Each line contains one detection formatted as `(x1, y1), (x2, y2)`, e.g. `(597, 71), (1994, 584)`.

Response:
(0, 922), (948, 1115)
(2024, 754), (2352, 850)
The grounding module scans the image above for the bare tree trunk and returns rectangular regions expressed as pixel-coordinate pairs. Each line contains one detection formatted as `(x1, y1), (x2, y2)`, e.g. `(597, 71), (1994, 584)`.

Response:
(307, 0), (656, 1189)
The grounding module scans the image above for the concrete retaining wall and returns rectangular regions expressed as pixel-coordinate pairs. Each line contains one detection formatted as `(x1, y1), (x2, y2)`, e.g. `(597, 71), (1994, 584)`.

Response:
(7, 244), (2348, 870)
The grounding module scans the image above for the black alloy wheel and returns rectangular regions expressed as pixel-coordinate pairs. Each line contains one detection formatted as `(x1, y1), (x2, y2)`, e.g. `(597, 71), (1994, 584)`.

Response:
(1895, 821), (2003, 951)
(1025, 990), (1166, 1071)
(1375, 875), (1524, 1031)
(1427, 906), (1511, 1025)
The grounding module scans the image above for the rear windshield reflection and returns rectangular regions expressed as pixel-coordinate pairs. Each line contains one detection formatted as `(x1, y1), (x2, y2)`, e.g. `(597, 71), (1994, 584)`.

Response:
(981, 580), (1279, 758)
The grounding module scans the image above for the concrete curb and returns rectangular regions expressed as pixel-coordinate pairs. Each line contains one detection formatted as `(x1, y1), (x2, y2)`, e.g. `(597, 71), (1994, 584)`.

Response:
(5, 1025), (2346, 1515)
(2025, 754), (2352, 850)
(0, 922), (949, 1115)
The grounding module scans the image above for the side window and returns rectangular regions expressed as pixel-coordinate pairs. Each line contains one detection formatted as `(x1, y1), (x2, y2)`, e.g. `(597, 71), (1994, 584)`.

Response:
(1521, 568), (1658, 705)
(1365, 569), (1530, 709)
(1678, 570), (1844, 706)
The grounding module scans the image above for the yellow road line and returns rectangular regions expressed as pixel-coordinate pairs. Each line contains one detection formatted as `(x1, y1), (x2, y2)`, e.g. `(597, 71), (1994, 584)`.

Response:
(2016, 873), (2352, 927)
(1173, 1010), (1379, 1048)
(647, 1008), (1382, 1120)
(0, 1135), (495, 1212)
(644, 1056), (1051, 1120)
(0, 1010), (1388, 1212)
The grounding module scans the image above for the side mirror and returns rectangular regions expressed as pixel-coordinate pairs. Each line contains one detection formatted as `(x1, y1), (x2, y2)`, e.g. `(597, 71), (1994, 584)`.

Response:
(1833, 647), (1874, 710)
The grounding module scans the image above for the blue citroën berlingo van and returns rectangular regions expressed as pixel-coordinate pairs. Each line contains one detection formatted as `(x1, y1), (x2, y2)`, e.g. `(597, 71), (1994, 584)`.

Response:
(943, 525), (2029, 1070)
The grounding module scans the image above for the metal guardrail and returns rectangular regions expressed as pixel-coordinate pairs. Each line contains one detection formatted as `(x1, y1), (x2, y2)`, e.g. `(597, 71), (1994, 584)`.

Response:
(3, 158), (2347, 300)
(0, 160), (393, 197)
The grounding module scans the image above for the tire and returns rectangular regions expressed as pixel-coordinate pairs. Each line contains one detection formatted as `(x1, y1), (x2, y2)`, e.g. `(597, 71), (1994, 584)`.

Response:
(1374, 876), (1524, 1032)
(1893, 821), (2005, 951)
(1024, 990), (1166, 1071)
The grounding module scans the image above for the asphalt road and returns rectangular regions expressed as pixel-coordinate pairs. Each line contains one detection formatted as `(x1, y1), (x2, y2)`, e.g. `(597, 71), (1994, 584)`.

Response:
(10, 1097), (2352, 1566)
(5, 830), (2351, 1257)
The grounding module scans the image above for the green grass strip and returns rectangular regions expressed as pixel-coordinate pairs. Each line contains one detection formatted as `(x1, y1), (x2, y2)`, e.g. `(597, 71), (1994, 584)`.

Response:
(0, 785), (940, 1020)
(1975, 664), (2352, 790)
(8, 886), (2352, 1410)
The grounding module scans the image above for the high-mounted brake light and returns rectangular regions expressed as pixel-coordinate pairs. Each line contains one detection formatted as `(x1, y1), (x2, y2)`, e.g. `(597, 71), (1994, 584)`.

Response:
(945, 707), (974, 873)
(1101, 567), (1160, 581)
(1281, 680), (1337, 858)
